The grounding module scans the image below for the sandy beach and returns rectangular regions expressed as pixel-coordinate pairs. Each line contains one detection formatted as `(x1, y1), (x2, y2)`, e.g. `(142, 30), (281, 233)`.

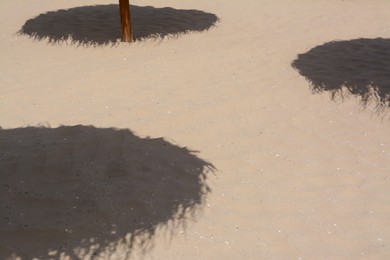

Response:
(1, 0), (390, 259)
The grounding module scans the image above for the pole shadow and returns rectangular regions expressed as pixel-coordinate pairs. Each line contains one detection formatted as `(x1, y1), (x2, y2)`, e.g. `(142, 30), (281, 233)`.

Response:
(292, 38), (390, 110)
(0, 125), (214, 259)
(18, 5), (219, 45)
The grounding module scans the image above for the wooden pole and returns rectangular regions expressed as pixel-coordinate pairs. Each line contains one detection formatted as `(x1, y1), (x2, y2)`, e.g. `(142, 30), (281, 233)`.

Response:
(119, 0), (133, 42)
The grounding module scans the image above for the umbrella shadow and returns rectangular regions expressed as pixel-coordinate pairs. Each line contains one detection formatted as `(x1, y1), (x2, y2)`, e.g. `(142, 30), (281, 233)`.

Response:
(18, 4), (219, 45)
(0, 125), (214, 259)
(292, 38), (390, 110)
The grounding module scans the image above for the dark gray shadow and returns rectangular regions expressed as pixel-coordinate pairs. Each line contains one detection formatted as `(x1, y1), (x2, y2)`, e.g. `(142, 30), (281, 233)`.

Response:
(0, 125), (214, 259)
(292, 38), (390, 110)
(18, 5), (219, 45)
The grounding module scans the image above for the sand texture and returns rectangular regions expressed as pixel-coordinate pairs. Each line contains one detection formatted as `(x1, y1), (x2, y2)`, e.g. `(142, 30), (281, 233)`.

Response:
(1, 0), (390, 259)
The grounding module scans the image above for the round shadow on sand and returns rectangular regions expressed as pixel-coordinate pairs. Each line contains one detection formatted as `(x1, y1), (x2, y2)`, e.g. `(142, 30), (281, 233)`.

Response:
(19, 5), (219, 45)
(0, 125), (214, 259)
(292, 38), (390, 109)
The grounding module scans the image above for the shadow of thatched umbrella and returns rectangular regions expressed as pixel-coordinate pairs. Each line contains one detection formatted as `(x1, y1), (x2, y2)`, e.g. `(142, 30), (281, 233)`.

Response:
(292, 38), (390, 110)
(19, 3), (219, 45)
(0, 125), (214, 259)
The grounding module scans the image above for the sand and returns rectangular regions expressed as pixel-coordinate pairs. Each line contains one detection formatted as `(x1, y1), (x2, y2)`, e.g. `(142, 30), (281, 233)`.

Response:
(1, 0), (390, 259)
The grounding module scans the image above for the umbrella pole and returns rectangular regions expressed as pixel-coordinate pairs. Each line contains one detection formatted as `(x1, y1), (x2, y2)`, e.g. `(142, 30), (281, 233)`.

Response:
(119, 0), (133, 42)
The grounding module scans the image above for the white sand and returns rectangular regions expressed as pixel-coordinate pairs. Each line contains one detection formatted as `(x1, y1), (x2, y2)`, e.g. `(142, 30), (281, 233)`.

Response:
(1, 0), (390, 259)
